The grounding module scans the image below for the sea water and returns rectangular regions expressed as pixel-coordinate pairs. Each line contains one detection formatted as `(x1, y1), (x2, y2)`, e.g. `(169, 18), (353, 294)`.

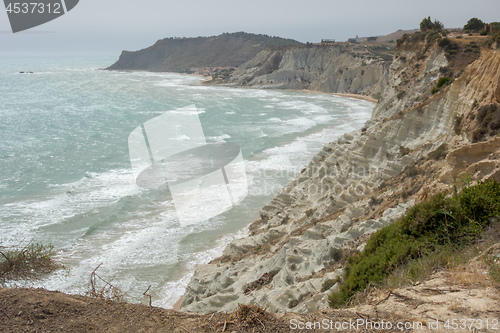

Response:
(0, 54), (373, 308)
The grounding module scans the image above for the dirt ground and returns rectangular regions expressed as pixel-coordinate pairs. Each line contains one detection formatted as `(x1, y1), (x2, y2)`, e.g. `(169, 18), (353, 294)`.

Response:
(0, 286), (415, 332)
(1, 254), (499, 333)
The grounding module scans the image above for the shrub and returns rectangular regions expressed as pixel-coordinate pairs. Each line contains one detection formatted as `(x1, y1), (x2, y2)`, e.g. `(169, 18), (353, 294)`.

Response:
(428, 143), (448, 160)
(420, 17), (433, 31)
(480, 30), (488, 36)
(399, 145), (411, 157)
(438, 37), (451, 48)
(427, 31), (441, 45)
(420, 17), (444, 31)
(473, 104), (500, 142)
(328, 180), (500, 308)
(329, 247), (343, 261)
(472, 128), (488, 143)
(454, 116), (463, 135)
(487, 32), (500, 48)
(369, 196), (383, 206)
(486, 257), (500, 284)
(405, 165), (421, 177)
(437, 77), (450, 88)
(0, 242), (60, 284)
(288, 299), (299, 308)
(464, 42), (481, 53)
(397, 91), (406, 100)
(446, 49), (457, 56)
(438, 38), (459, 58)
(321, 278), (340, 292)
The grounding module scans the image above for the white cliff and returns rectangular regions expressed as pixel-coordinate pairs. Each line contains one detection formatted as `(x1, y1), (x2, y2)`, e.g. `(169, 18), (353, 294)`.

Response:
(180, 34), (500, 314)
(227, 45), (389, 97)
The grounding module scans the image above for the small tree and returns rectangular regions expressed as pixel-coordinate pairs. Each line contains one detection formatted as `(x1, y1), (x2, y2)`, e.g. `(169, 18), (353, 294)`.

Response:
(464, 18), (485, 33)
(432, 20), (444, 31)
(420, 17), (444, 31)
(420, 17), (433, 31)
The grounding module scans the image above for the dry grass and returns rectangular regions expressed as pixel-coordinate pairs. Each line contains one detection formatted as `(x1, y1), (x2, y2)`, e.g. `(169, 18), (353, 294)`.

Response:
(0, 241), (60, 285)
(85, 263), (125, 302)
(447, 301), (468, 313)
(445, 261), (490, 287)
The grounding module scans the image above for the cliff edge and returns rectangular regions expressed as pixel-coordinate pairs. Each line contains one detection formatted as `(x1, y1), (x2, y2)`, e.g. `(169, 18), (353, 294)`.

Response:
(180, 32), (500, 315)
(1, 32), (500, 333)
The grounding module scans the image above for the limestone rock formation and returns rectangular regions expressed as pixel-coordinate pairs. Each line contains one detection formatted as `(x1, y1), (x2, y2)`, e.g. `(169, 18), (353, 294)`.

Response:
(180, 33), (500, 314)
(227, 45), (389, 97)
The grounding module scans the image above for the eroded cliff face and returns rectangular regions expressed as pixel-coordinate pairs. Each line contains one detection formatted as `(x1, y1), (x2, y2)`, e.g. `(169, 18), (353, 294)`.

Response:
(106, 33), (302, 73)
(227, 45), (389, 97)
(180, 35), (500, 314)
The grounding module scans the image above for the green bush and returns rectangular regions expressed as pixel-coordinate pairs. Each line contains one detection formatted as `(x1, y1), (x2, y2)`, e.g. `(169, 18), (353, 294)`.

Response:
(438, 38), (459, 58)
(438, 37), (451, 48)
(329, 180), (500, 308)
(427, 31), (442, 45)
(420, 17), (444, 31)
(437, 77), (451, 88)
(488, 32), (500, 48)
(464, 18), (485, 33)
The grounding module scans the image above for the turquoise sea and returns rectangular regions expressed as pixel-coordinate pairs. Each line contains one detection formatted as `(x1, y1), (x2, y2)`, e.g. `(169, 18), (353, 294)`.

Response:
(0, 54), (373, 307)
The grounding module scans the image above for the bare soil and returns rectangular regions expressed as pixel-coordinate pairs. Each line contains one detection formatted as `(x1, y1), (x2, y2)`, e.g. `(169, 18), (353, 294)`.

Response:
(2, 255), (499, 333)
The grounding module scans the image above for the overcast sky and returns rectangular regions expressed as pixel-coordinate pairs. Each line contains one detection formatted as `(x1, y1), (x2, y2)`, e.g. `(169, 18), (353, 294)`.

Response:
(1, 0), (499, 55)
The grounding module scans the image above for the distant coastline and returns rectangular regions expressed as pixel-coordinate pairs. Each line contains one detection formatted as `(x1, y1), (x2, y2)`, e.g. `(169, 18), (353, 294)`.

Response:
(181, 71), (378, 103)
(302, 89), (378, 103)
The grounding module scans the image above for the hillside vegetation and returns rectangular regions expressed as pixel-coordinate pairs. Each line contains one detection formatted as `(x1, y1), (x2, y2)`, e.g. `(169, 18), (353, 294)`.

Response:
(0, 242), (59, 285)
(329, 180), (500, 307)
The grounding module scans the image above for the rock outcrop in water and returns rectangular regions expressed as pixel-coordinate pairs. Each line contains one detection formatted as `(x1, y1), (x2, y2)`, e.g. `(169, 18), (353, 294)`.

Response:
(180, 32), (500, 314)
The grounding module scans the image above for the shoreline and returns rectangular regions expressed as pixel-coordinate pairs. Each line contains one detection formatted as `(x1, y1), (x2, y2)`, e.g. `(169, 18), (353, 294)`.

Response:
(84, 68), (376, 313)
(164, 71), (376, 312)
(320, 92), (377, 104)
(165, 77), (375, 313)
(296, 89), (378, 103)
(172, 71), (379, 103)
(109, 69), (378, 104)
